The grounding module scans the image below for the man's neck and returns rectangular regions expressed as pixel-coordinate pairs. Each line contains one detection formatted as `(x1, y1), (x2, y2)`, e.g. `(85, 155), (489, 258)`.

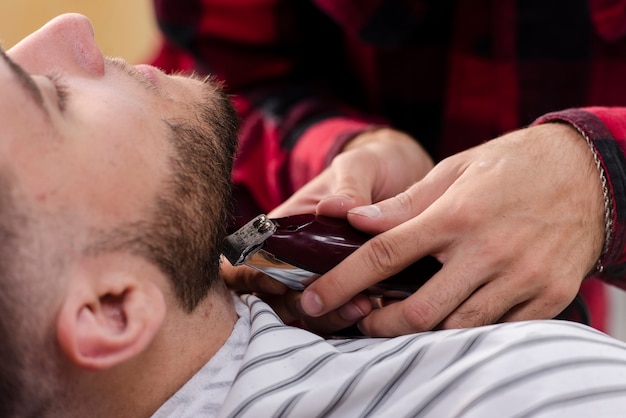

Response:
(60, 282), (239, 418)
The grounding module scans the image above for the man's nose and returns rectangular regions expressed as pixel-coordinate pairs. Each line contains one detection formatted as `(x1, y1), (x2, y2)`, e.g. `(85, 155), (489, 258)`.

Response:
(7, 13), (105, 77)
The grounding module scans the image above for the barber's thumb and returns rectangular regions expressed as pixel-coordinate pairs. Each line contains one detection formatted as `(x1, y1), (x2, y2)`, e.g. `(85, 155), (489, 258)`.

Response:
(347, 192), (415, 234)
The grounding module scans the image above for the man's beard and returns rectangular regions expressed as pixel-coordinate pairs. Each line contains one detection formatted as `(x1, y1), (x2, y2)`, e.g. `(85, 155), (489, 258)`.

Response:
(88, 81), (239, 311)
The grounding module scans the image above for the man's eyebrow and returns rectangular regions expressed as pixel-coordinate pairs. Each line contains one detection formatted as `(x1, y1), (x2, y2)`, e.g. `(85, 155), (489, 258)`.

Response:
(0, 46), (47, 114)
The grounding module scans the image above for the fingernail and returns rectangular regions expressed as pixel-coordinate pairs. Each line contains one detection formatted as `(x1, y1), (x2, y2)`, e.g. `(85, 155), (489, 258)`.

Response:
(320, 194), (355, 208)
(300, 290), (323, 316)
(349, 204), (381, 218)
(338, 302), (366, 321)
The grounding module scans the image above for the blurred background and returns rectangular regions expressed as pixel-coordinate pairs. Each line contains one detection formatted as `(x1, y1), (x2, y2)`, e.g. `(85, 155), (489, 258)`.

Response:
(0, 0), (160, 63)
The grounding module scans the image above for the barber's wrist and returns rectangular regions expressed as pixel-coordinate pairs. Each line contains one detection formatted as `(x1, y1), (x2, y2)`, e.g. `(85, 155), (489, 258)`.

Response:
(543, 122), (611, 275)
(560, 123), (612, 275)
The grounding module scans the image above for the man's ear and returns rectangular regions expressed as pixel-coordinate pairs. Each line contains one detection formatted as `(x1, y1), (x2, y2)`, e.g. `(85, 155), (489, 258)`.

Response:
(56, 260), (167, 370)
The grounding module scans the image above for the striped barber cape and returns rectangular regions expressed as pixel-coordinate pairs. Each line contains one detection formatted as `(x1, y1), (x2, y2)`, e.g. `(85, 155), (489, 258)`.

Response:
(155, 294), (626, 418)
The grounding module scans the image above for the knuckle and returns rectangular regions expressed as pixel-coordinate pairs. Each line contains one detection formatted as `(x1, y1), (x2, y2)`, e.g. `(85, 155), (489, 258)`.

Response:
(430, 155), (456, 175)
(544, 282), (576, 306)
(391, 191), (416, 212)
(362, 236), (404, 278)
(519, 263), (579, 307)
(445, 305), (492, 328)
(445, 197), (481, 229)
(400, 299), (440, 331)
(326, 274), (353, 301)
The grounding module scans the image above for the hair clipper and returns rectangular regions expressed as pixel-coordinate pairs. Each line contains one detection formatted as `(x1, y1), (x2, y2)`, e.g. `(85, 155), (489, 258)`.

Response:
(222, 214), (442, 299)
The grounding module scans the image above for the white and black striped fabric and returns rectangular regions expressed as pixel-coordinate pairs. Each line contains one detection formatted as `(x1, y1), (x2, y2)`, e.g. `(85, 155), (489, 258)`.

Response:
(156, 294), (626, 418)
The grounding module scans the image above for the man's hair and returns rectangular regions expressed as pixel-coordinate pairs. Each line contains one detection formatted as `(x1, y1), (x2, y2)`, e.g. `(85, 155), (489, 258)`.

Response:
(88, 80), (239, 311)
(0, 173), (27, 417)
(0, 172), (61, 417)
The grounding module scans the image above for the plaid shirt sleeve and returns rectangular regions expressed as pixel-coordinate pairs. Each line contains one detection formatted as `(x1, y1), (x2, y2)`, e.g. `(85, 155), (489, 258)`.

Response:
(536, 108), (626, 287)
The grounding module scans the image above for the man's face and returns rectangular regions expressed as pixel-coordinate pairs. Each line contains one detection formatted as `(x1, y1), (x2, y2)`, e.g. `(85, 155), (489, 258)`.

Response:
(0, 14), (238, 414)
(0, 13), (238, 311)
(2, 13), (214, 231)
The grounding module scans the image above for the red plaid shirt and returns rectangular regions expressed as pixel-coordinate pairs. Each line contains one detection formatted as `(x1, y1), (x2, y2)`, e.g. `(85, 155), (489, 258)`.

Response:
(153, 0), (626, 330)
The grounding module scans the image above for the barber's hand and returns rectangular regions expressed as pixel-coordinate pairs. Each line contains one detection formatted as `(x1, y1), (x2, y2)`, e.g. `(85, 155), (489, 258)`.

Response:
(222, 127), (433, 291)
(298, 123), (606, 336)
(271, 127), (433, 218)
(221, 255), (375, 334)
(221, 128), (433, 333)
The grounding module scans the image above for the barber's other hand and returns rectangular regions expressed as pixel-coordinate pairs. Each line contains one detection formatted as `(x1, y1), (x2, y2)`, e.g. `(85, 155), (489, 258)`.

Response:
(222, 128), (433, 300)
(299, 123), (605, 336)
(221, 256), (375, 335)
(270, 127), (434, 218)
